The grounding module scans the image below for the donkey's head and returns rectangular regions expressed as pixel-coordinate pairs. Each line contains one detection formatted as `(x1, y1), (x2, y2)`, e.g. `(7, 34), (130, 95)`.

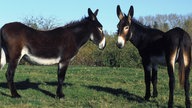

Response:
(116, 5), (134, 48)
(88, 8), (106, 50)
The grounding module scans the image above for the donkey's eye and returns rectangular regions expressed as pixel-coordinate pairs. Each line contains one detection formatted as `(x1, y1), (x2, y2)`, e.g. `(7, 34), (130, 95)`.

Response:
(124, 26), (129, 30)
(98, 27), (103, 32)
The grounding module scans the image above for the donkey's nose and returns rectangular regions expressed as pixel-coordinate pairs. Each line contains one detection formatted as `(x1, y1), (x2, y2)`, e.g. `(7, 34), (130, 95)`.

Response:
(99, 37), (106, 50)
(117, 36), (125, 49)
(116, 42), (123, 49)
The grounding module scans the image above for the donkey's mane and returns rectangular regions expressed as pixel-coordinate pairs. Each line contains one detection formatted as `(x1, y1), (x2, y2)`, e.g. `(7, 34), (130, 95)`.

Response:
(132, 18), (151, 29)
(63, 17), (89, 29)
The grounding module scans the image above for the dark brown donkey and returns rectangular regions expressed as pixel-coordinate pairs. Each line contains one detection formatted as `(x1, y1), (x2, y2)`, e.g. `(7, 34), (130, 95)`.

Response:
(0, 8), (106, 98)
(116, 5), (191, 108)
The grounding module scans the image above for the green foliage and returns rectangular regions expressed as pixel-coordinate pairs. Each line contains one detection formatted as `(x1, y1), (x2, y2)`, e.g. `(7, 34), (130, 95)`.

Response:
(183, 16), (192, 37)
(70, 41), (98, 66)
(70, 36), (142, 68)
(99, 36), (141, 67)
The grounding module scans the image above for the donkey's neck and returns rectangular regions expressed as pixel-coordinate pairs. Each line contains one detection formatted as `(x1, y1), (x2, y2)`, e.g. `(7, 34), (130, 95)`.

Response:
(71, 23), (91, 48)
(129, 20), (164, 50)
(129, 21), (146, 49)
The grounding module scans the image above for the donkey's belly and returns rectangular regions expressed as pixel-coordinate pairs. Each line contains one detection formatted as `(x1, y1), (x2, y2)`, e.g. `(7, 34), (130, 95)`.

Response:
(21, 46), (61, 65)
(24, 55), (61, 65)
(150, 54), (166, 65)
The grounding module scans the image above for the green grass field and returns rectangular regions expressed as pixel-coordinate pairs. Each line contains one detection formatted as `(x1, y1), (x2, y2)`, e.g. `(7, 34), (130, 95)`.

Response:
(0, 65), (191, 108)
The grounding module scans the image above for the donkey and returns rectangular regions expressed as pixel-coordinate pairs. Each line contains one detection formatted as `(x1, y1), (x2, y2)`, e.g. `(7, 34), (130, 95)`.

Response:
(0, 8), (106, 98)
(116, 5), (191, 108)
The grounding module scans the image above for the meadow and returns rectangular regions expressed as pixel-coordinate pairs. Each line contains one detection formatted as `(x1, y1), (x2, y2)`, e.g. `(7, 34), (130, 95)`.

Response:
(0, 65), (191, 108)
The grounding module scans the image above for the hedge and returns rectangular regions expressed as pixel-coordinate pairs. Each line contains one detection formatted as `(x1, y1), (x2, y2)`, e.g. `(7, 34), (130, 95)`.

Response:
(70, 36), (142, 68)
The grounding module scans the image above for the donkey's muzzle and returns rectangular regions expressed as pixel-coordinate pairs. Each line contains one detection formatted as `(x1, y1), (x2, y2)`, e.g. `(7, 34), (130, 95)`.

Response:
(99, 37), (106, 50)
(116, 42), (123, 49)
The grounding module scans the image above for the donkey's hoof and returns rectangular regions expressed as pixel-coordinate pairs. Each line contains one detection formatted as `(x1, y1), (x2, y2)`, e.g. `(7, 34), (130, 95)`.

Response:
(168, 101), (173, 108)
(56, 93), (65, 99)
(168, 104), (173, 108)
(144, 95), (150, 101)
(152, 92), (158, 98)
(12, 93), (21, 98)
(185, 101), (191, 108)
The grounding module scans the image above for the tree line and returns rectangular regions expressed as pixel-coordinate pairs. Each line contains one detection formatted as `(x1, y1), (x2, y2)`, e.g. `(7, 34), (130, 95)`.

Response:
(20, 13), (192, 67)
(138, 14), (192, 35)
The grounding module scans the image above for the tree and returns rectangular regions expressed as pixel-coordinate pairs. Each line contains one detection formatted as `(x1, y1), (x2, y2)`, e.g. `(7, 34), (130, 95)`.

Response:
(153, 21), (159, 29)
(167, 14), (184, 28)
(162, 23), (169, 32)
(183, 17), (192, 38)
(23, 16), (58, 30)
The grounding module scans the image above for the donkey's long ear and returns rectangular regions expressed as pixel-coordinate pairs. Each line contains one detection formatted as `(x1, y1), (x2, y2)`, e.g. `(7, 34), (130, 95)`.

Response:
(88, 8), (96, 21)
(117, 5), (123, 20)
(94, 9), (99, 16)
(128, 6), (134, 23)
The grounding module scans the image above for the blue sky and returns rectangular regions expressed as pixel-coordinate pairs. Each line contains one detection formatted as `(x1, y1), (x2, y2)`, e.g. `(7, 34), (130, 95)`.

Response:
(0, 0), (192, 33)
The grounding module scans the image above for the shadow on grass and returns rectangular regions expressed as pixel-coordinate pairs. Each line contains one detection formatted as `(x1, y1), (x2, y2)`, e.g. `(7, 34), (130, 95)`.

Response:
(0, 79), (72, 98)
(86, 85), (185, 107)
(86, 85), (145, 103)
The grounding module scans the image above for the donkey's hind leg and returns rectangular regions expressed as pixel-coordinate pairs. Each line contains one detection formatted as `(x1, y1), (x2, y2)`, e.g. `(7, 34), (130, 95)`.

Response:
(6, 60), (20, 98)
(165, 47), (177, 108)
(184, 65), (191, 108)
(183, 50), (191, 108)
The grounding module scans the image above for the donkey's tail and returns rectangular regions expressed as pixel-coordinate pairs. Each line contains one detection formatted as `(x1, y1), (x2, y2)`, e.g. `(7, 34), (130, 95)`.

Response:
(178, 32), (191, 88)
(0, 28), (6, 69)
(178, 46), (185, 87)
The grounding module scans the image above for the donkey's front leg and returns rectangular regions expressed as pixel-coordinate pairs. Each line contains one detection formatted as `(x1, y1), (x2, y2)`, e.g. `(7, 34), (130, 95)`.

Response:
(152, 64), (158, 97)
(6, 61), (20, 98)
(142, 60), (151, 100)
(56, 62), (69, 98)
